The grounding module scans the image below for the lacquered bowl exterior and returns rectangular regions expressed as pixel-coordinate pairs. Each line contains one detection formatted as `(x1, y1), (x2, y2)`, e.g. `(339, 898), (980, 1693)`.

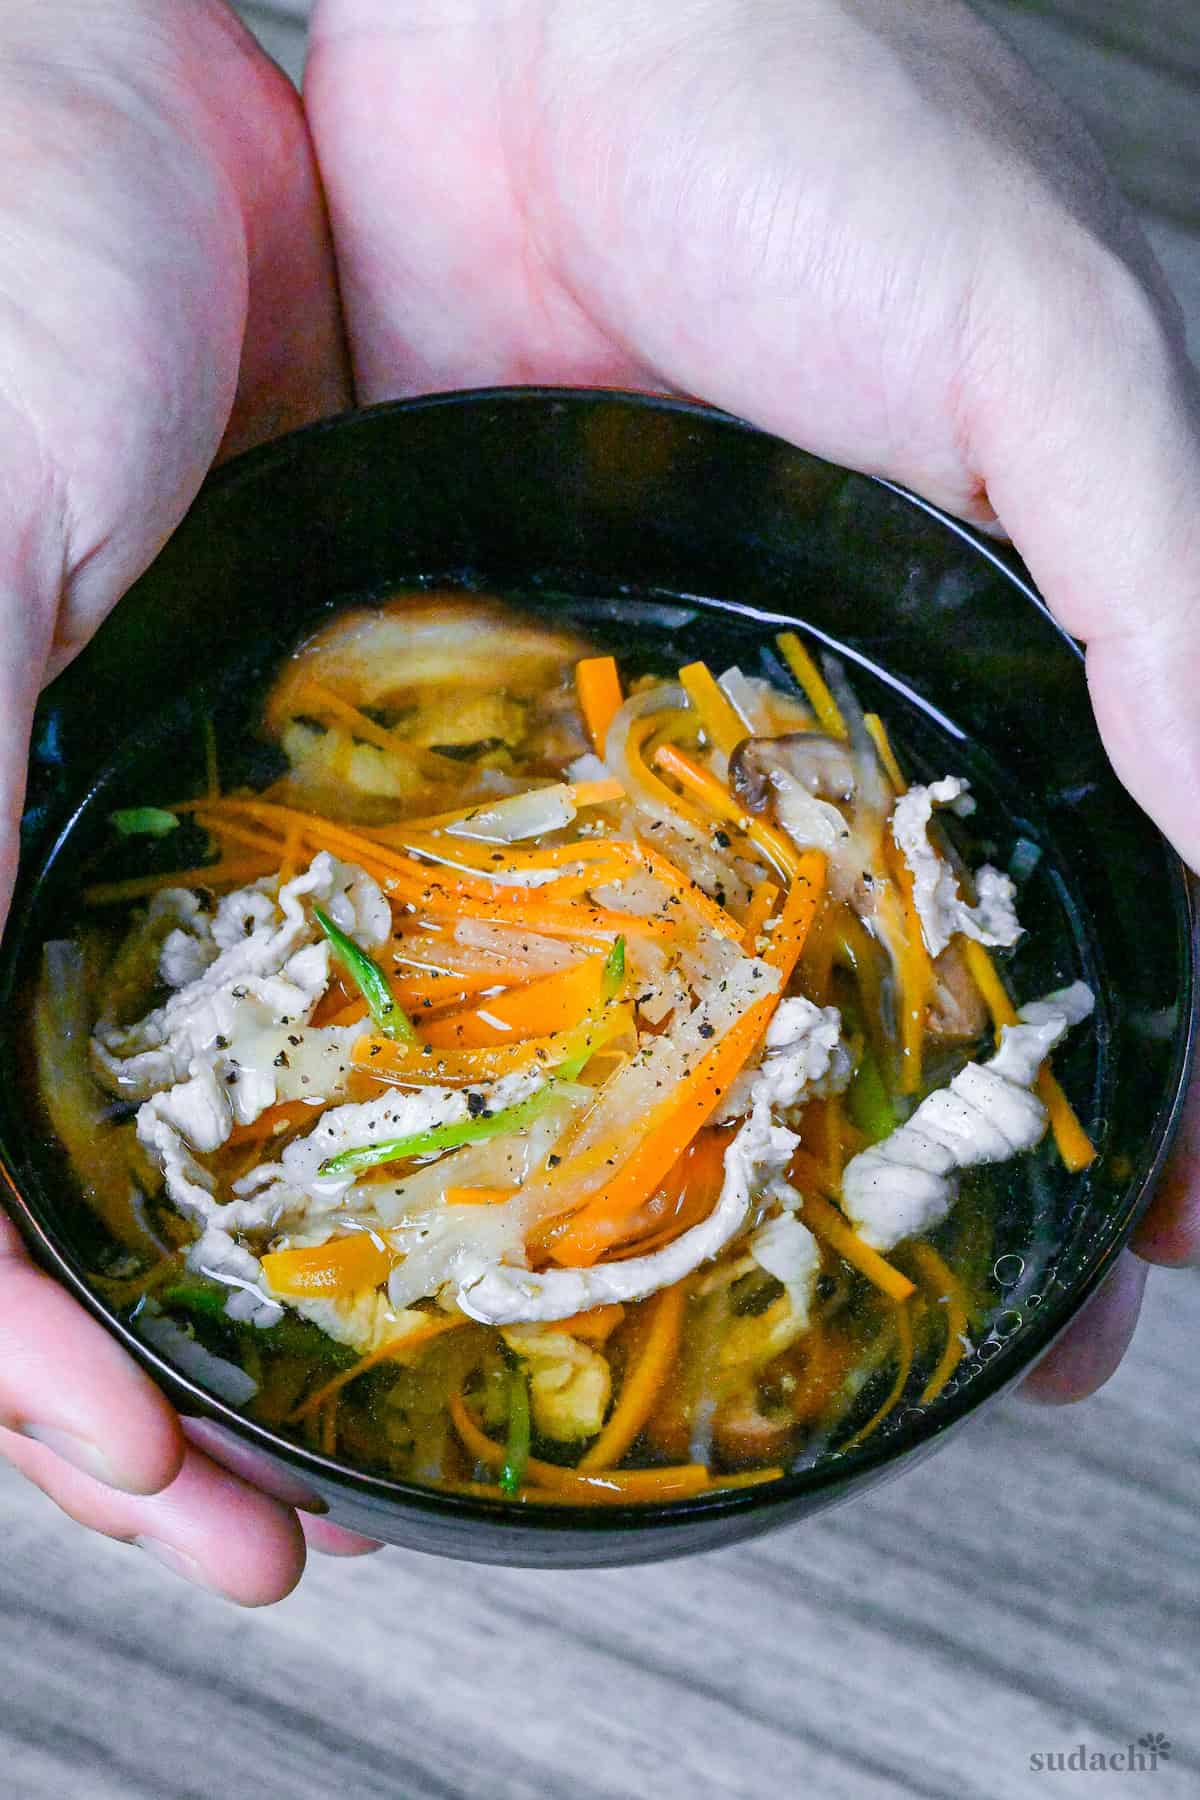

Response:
(1, 390), (1193, 1567)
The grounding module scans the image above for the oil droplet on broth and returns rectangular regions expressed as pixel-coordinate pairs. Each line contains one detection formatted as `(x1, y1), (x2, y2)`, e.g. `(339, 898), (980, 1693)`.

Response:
(993, 1254), (1025, 1287)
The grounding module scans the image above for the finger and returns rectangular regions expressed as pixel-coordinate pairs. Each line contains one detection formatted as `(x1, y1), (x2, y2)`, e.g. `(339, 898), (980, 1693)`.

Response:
(1131, 1057), (1200, 1266)
(300, 1513), (384, 1557)
(1, 1432), (306, 1606)
(0, 1215), (183, 1495)
(1018, 1250), (1148, 1405)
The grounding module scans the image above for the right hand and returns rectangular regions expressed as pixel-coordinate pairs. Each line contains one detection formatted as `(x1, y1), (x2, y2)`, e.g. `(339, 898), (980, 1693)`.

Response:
(0, 0), (357, 1603)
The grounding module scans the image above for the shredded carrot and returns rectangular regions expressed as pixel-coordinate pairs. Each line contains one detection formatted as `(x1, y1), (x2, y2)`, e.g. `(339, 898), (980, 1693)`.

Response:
(452, 1474), (711, 1505)
(225, 1099), (325, 1149)
(579, 1286), (687, 1468)
(575, 656), (624, 754)
(83, 857), (273, 907)
(420, 954), (610, 1048)
(261, 1233), (393, 1300)
(557, 1303), (626, 1343)
(863, 712), (906, 790)
(775, 631), (847, 739)
(442, 1186), (517, 1206)
(622, 715), (711, 833)
(319, 1394), (339, 1458)
(679, 661), (749, 758)
(707, 1467), (786, 1491)
(842, 1302), (915, 1450)
(447, 1392), (709, 1500)
(906, 1241), (969, 1404)
(960, 940), (1096, 1172)
(652, 742), (805, 884)
(289, 1315), (467, 1420)
(793, 1175), (916, 1304)
(353, 1004), (633, 1088)
(203, 716), (220, 801)
(877, 851), (935, 1095)
(741, 879), (781, 952)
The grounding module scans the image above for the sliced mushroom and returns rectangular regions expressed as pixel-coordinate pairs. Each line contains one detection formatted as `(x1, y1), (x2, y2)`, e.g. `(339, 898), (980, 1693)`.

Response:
(729, 732), (858, 814)
(926, 940), (990, 1044)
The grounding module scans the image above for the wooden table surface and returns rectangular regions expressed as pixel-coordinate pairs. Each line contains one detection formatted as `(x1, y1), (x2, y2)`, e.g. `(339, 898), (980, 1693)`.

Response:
(2, 6), (1197, 1797)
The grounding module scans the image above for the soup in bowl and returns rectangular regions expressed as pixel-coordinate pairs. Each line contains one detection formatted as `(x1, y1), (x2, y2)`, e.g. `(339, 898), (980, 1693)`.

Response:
(2, 391), (1191, 1564)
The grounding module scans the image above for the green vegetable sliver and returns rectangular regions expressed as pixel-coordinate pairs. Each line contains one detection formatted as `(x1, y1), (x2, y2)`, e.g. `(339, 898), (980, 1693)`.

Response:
(846, 1044), (898, 1144)
(500, 1364), (532, 1497)
(318, 1083), (560, 1178)
(313, 904), (415, 1043)
(111, 807), (180, 838)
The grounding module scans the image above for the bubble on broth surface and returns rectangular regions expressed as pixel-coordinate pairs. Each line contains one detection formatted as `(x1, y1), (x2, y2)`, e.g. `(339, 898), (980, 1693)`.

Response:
(993, 1254), (1025, 1287)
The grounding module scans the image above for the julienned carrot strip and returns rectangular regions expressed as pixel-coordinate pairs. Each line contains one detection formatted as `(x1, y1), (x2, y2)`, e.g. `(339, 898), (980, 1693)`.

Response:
(775, 631), (847, 739)
(741, 879), (781, 952)
(420, 955), (608, 1047)
(863, 712), (906, 790)
(960, 940), (1096, 1172)
(447, 1394), (710, 1500)
(792, 1173), (916, 1303)
(352, 1005), (633, 1088)
(442, 1187), (517, 1207)
(906, 1240), (969, 1404)
(678, 661), (749, 757)
(225, 1099), (325, 1149)
(576, 656), (624, 754)
(454, 1472), (712, 1505)
(261, 1233), (393, 1300)
(389, 880), (668, 942)
(546, 864), (824, 1266)
(843, 1302), (915, 1450)
(652, 742), (805, 884)
(83, 857), (273, 906)
(876, 850), (935, 1096)
(558, 1303), (626, 1342)
(290, 1315), (468, 1420)
(624, 716), (711, 833)
(579, 1285), (687, 1469)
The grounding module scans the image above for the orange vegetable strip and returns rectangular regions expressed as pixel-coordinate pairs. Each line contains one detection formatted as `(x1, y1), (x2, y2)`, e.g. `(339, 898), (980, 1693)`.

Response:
(793, 1177), (916, 1304)
(353, 1004), (634, 1088)
(876, 853), (935, 1096)
(652, 742), (806, 883)
(775, 631), (847, 739)
(261, 1233), (393, 1300)
(576, 656), (624, 754)
(678, 660), (750, 757)
(421, 955), (607, 1047)
(557, 1303), (626, 1343)
(843, 1301), (914, 1449)
(388, 880), (667, 942)
(442, 1186), (517, 1207)
(292, 679), (462, 777)
(203, 716), (220, 801)
(83, 858), (273, 906)
(453, 1467), (711, 1505)
(624, 715), (711, 832)
(448, 1394), (709, 1499)
(741, 879), (781, 952)
(960, 940), (1096, 1172)
(863, 712), (906, 790)
(906, 1241), (969, 1405)
(225, 1099), (325, 1149)
(544, 855), (824, 1252)
(289, 1315), (467, 1420)
(707, 1468), (786, 1491)
(579, 1285), (687, 1469)
(196, 816), (290, 860)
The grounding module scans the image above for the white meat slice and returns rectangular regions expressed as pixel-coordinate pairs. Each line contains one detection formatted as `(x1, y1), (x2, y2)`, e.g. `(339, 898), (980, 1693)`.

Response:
(749, 1211), (821, 1328)
(892, 776), (1022, 959)
(719, 995), (852, 1122)
(841, 981), (1094, 1251)
(454, 1093), (801, 1325)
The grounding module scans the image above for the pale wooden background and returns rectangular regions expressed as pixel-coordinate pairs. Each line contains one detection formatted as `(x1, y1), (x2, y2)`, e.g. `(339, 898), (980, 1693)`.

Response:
(2, 6), (1198, 1798)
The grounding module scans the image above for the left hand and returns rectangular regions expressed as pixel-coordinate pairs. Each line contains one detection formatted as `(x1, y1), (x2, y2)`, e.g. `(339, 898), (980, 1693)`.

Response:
(303, 0), (1200, 1402)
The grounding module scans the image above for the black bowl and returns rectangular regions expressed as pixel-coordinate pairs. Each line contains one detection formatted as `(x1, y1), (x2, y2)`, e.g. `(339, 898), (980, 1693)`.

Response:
(1, 390), (1193, 1567)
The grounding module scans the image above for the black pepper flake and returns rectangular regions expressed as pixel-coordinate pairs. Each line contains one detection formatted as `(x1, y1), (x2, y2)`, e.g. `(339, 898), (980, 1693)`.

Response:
(288, 1034), (302, 1047)
(547, 1154), (561, 1168)
(714, 887), (727, 908)
(422, 1045), (434, 1057)
(816, 1274), (838, 1300)
(243, 917), (255, 937)
(214, 1034), (229, 1050)
(369, 1045), (381, 1058)
(713, 830), (731, 849)
(225, 1071), (239, 1085)
(422, 999), (433, 1009)
(698, 1022), (715, 1039)
(465, 1091), (486, 1118)
(231, 986), (247, 1000)
(274, 1051), (290, 1069)
(301, 1075), (311, 1085)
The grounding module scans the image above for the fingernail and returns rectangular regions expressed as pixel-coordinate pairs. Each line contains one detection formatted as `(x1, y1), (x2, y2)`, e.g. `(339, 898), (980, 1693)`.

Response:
(133, 1536), (211, 1591)
(20, 1424), (120, 1487)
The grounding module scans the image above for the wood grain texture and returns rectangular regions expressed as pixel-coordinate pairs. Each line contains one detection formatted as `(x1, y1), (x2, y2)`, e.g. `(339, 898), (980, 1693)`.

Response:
(0, 8), (1196, 1798)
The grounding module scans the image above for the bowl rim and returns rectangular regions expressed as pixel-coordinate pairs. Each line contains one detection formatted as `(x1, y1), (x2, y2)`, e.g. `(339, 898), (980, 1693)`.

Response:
(4, 383), (1196, 1534)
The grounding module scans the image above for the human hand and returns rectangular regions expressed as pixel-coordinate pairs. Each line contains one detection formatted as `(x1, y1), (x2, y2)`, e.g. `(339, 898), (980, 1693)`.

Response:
(304, 0), (1200, 1399)
(0, 0), (358, 1601)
